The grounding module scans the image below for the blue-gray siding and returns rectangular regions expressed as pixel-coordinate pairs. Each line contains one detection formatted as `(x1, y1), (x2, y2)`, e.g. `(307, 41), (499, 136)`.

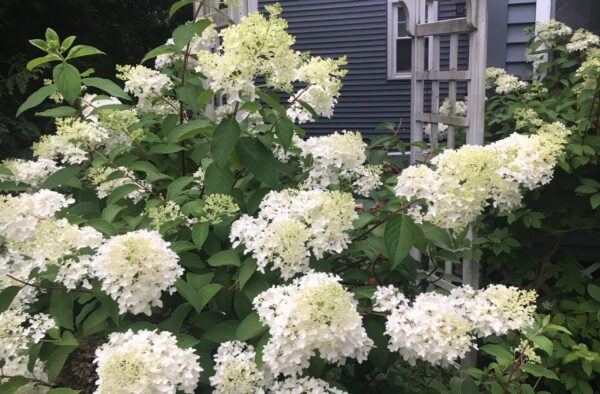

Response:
(506, 0), (536, 77)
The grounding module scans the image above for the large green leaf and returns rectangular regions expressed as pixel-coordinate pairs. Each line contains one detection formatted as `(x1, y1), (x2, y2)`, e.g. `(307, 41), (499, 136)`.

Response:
(53, 63), (81, 105)
(47, 346), (77, 382)
(172, 23), (197, 51)
(82, 77), (130, 100)
(36, 106), (78, 118)
(50, 289), (73, 330)
(481, 344), (513, 367)
(192, 223), (210, 248)
(0, 286), (21, 314)
(384, 214), (415, 270)
(16, 84), (57, 117)
(520, 363), (559, 380)
(26, 54), (61, 71)
(66, 45), (106, 60)
(236, 312), (266, 341)
(142, 44), (178, 64)
(169, 0), (195, 17)
(204, 163), (234, 195)
(212, 118), (241, 169)
(236, 137), (281, 186)
(208, 249), (241, 267)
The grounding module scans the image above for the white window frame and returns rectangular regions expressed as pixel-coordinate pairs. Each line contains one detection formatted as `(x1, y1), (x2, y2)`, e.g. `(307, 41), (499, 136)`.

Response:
(388, 0), (412, 80)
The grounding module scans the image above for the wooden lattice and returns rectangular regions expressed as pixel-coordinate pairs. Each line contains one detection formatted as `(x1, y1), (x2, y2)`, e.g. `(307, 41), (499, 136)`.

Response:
(401, 0), (488, 292)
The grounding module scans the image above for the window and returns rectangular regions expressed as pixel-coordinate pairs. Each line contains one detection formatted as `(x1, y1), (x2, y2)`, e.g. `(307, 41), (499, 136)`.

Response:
(388, 1), (412, 79)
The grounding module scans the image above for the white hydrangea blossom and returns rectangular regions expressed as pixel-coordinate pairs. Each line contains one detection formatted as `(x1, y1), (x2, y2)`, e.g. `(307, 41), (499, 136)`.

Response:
(395, 124), (569, 229)
(88, 166), (149, 203)
(449, 285), (537, 337)
(269, 376), (347, 394)
(210, 341), (269, 394)
(193, 167), (205, 189)
(576, 48), (600, 91)
(374, 284), (538, 367)
(155, 25), (218, 69)
(566, 28), (600, 53)
(230, 189), (357, 279)
(0, 189), (73, 242)
(254, 271), (373, 376)
(351, 165), (384, 197)
(116, 65), (178, 115)
(94, 329), (202, 394)
(91, 230), (183, 315)
(536, 20), (573, 44)
(485, 67), (528, 94)
(0, 158), (61, 188)
(374, 287), (475, 367)
(4, 218), (102, 290)
(287, 56), (348, 123)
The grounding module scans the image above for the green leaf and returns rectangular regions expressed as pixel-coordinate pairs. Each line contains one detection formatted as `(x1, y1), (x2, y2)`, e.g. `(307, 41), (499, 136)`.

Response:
(588, 284), (600, 303)
(107, 183), (140, 205)
(16, 84), (57, 117)
(238, 259), (257, 290)
(203, 320), (240, 343)
(208, 249), (241, 267)
(0, 377), (29, 393)
(149, 143), (186, 155)
(82, 77), (130, 100)
(275, 118), (295, 149)
(47, 346), (78, 383)
(236, 312), (266, 341)
(81, 307), (110, 337)
(192, 223), (210, 248)
(53, 63), (81, 105)
(235, 137), (281, 185)
(27, 54), (61, 71)
(45, 27), (59, 42)
(212, 118), (241, 169)
(142, 44), (178, 64)
(36, 106), (78, 118)
(197, 89), (214, 109)
(50, 289), (74, 330)
(168, 119), (213, 142)
(86, 218), (118, 236)
(520, 363), (559, 380)
(41, 165), (82, 189)
(169, 0), (195, 17)
(204, 163), (234, 195)
(481, 344), (513, 367)
(196, 284), (223, 311)
(172, 23), (197, 51)
(167, 176), (195, 199)
(0, 286), (21, 314)
(29, 38), (48, 51)
(256, 89), (285, 114)
(532, 335), (553, 355)
(384, 214), (414, 270)
(159, 303), (192, 333)
(59, 35), (77, 52)
(66, 45), (106, 60)
(591, 193), (600, 209)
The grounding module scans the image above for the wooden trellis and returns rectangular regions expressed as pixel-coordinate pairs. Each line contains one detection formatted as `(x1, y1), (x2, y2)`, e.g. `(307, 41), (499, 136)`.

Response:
(400, 0), (488, 291)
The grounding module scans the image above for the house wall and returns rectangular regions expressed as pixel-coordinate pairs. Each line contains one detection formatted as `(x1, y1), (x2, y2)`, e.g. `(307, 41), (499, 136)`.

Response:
(256, 0), (537, 136)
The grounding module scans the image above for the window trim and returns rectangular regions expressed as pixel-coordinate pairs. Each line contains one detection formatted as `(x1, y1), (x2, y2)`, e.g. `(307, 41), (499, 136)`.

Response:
(387, 0), (412, 80)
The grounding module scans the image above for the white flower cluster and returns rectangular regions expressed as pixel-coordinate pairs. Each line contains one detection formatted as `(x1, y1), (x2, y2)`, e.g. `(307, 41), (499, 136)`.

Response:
(0, 189), (72, 242)
(87, 166), (149, 203)
(567, 28), (600, 53)
(155, 25), (218, 69)
(374, 284), (537, 366)
(230, 189), (357, 279)
(293, 131), (382, 195)
(423, 97), (468, 139)
(395, 123), (570, 229)
(449, 285), (537, 337)
(116, 64), (177, 115)
(514, 108), (544, 130)
(91, 230), (183, 315)
(210, 341), (269, 394)
(269, 377), (347, 394)
(287, 56), (348, 123)
(94, 329), (202, 394)
(254, 271), (373, 376)
(485, 67), (528, 95)
(577, 48), (600, 91)
(195, 5), (346, 122)
(536, 20), (573, 44)
(0, 158), (61, 188)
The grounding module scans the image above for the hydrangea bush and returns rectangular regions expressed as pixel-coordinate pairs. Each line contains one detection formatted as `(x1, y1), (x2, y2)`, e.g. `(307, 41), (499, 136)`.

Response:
(0, 3), (594, 393)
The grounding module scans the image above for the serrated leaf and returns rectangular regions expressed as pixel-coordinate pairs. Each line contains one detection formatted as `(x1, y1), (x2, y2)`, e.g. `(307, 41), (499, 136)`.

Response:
(53, 63), (81, 105)
(82, 77), (130, 100)
(107, 183), (139, 205)
(384, 215), (414, 270)
(212, 118), (241, 169)
(520, 363), (559, 380)
(36, 106), (78, 118)
(0, 286), (21, 314)
(236, 312), (266, 341)
(238, 259), (257, 290)
(192, 223), (209, 248)
(16, 84), (57, 117)
(481, 344), (513, 366)
(66, 45), (106, 60)
(208, 249), (241, 267)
